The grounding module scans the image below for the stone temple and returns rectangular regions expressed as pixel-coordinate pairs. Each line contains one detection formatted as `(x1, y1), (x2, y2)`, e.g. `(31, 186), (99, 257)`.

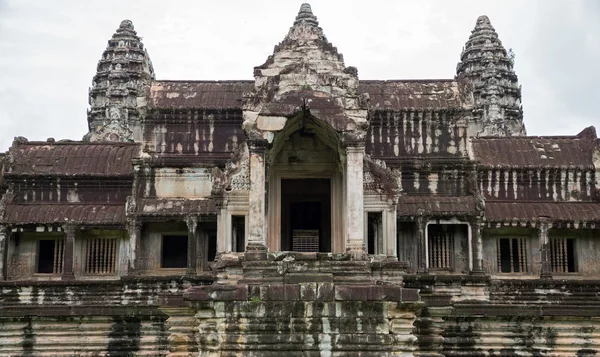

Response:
(1, 3), (599, 356)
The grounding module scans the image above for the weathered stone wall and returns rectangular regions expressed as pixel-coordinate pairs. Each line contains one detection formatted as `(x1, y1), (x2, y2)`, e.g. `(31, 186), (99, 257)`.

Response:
(405, 275), (600, 356)
(0, 277), (210, 356)
(479, 168), (596, 202)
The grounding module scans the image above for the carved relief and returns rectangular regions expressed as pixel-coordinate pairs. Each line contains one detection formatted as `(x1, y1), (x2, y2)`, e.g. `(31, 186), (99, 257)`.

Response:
(363, 155), (400, 200)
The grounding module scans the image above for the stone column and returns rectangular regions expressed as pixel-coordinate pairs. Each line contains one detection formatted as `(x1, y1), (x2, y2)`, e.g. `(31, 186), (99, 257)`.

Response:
(62, 224), (76, 281)
(127, 220), (142, 274)
(417, 209), (428, 273)
(345, 145), (365, 255)
(539, 217), (552, 279)
(0, 225), (7, 281)
(185, 216), (198, 275)
(246, 140), (267, 260)
(471, 217), (485, 274)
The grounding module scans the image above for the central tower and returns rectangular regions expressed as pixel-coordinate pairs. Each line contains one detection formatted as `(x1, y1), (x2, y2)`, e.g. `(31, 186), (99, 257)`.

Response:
(242, 3), (370, 255)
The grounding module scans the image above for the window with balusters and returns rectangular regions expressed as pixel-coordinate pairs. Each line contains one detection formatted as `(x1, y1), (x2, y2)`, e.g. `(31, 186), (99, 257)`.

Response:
(37, 239), (64, 274)
(550, 237), (576, 273)
(84, 237), (118, 275)
(427, 224), (455, 269)
(497, 237), (528, 273)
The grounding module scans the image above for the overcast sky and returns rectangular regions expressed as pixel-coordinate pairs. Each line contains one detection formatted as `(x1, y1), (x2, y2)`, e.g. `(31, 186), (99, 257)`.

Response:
(0, 0), (598, 150)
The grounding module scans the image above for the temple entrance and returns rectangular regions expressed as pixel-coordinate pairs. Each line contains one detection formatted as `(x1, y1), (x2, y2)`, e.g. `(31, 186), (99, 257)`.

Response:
(281, 179), (331, 252)
(266, 114), (345, 252)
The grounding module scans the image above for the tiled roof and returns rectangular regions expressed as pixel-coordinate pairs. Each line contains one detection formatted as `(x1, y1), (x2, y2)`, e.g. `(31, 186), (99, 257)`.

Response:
(359, 80), (461, 110)
(138, 198), (217, 216)
(485, 201), (600, 222)
(148, 79), (462, 111)
(397, 195), (476, 217)
(149, 81), (252, 109)
(3, 204), (125, 225)
(472, 127), (598, 168)
(7, 142), (139, 176)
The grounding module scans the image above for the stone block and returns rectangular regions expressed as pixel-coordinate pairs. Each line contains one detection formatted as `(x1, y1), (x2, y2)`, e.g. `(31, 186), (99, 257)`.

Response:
(256, 115), (287, 131)
(401, 288), (420, 302)
(261, 284), (301, 301)
(184, 284), (248, 301)
(286, 273), (333, 284)
(334, 284), (404, 301)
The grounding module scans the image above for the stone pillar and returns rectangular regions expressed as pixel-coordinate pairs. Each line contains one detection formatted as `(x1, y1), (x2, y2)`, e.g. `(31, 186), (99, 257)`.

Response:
(127, 220), (142, 274)
(0, 225), (7, 281)
(471, 217), (485, 274)
(417, 210), (428, 273)
(345, 145), (365, 254)
(62, 224), (76, 281)
(539, 217), (552, 279)
(246, 140), (267, 260)
(186, 216), (198, 275)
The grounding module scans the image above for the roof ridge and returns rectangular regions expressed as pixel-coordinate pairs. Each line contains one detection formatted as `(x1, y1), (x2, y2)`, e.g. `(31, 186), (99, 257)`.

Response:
(153, 79), (254, 83)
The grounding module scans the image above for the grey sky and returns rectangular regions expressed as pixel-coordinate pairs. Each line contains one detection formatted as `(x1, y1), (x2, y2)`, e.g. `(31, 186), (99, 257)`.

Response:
(0, 0), (598, 150)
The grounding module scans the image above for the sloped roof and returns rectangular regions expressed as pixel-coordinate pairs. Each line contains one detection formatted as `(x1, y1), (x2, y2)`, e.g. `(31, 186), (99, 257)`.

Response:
(359, 80), (461, 110)
(139, 198), (217, 216)
(148, 79), (461, 111)
(3, 204), (125, 225)
(472, 127), (598, 168)
(149, 81), (252, 110)
(7, 141), (139, 176)
(397, 195), (476, 217)
(485, 201), (600, 222)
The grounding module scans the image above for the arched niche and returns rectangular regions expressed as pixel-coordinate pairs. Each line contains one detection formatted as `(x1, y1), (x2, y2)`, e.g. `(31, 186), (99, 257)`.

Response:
(265, 112), (346, 253)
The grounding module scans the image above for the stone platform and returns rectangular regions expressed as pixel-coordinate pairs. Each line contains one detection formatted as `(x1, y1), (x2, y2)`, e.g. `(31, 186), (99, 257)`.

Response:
(162, 252), (422, 356)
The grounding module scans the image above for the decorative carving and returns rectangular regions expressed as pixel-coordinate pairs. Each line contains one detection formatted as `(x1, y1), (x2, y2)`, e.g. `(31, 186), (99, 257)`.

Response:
(212, 143), (250, 194)
(363, 155), (400, 200)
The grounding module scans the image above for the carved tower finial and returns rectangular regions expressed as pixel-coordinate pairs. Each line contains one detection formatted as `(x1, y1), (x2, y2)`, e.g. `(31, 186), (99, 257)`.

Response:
(294, 3), (319, 26)
(85, 20), (155, 142)
(457, 15), (526, 137)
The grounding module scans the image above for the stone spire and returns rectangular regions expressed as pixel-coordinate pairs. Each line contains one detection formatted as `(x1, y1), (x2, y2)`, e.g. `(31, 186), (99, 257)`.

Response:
(457, 15), (526, 137)
(85, 20), (155, 142)
(247, 3), (354, 105)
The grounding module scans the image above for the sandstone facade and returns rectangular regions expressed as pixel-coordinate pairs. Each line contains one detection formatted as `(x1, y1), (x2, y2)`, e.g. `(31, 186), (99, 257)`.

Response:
(0, 3), (599, 356)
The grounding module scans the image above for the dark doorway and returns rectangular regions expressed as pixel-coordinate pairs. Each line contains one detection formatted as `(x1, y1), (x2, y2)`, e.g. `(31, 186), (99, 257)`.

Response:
(281, 179), (331, 252)
(162, 235), (187, 268)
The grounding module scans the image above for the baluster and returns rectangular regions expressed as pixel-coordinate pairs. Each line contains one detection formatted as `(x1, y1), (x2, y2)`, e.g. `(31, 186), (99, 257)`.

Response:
(445, 232), (450, 268)
(94, 239), (100, 274)
(550, 239), (556, 273)
(101, 239), (106, 274)
(85, 239), (91, 274)
(111, 239), (116, 273)
(561, 239), (569, 273)
(53, 239), (59, 274)
(497, 239), (502, 272)
(519, 238), (526, 272)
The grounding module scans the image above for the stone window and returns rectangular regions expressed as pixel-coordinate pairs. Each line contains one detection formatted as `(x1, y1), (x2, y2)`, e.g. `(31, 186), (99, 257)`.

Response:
(428, 224), (454, 269)
(84, 237), (118, 274)
(497, 237), (527, 273)
(231, 215), (245, 253)
(367, 212), (383, 255)
(162, 235), (188, 268)
(550, 238), (576, 273)
(37, 239), (64, 274)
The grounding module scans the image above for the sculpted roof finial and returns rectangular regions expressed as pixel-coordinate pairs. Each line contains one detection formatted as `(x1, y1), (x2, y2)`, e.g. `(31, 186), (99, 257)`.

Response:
(294, 3), (319, 26)
(119, 19), (134, 30)
(476, 15), (491, 25)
